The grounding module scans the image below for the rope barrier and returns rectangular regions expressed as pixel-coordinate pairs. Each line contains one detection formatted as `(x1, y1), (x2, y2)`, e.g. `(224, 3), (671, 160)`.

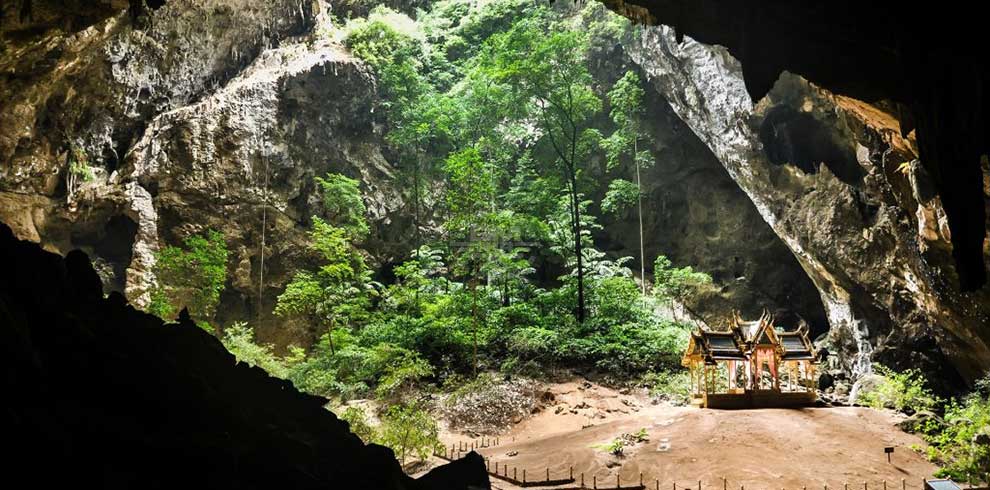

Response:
(434, 439), (972, 490)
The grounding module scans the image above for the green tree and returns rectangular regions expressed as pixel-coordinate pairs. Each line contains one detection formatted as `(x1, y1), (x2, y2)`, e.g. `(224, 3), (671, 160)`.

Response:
(275, 218), (375, 355)
(479, 17), (603, 324)
(66, 144), (94, 203)
(377, 404), (441, 465)
(275, 174), (376, 355)
(653, 255), (713, 319)
(147, 229), (228, 329)
(443, 147), (498, 375)
(316, 173), (370, 239)
(347, 9), (450, 253)
(603, 71), (654, 294)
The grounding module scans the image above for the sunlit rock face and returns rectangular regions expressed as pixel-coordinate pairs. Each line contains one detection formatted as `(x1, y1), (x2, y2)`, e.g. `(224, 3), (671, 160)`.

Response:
(626, 26), (990, 389)
(586, 47), (828, 335)
(0, 1), (413, 348)
(120, 39), (410, 349)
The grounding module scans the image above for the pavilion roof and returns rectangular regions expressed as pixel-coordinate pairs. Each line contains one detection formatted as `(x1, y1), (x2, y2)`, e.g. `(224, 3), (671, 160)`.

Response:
(687, 329), (747, 363)
(777, 325), (817, 360)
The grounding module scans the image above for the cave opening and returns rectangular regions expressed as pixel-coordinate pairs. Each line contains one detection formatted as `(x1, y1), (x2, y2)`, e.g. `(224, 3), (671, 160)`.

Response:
(759, 105), (864, 185)
(69, 214), (138, 294)
(2, 0), (989, 486)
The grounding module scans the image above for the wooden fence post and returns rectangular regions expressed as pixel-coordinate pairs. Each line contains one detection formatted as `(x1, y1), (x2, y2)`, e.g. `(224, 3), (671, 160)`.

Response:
(513, 468), (517, 481)
(523, 469), (526, 483)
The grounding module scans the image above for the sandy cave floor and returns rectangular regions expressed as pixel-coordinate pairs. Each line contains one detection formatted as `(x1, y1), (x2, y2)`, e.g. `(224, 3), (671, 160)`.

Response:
(431, 379), (937, 490)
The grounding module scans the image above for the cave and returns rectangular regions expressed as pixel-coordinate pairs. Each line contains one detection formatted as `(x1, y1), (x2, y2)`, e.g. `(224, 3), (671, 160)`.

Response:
(69, 214), (138, 294)
(759, 105), (864, 185)
(1, 0), (989, 487)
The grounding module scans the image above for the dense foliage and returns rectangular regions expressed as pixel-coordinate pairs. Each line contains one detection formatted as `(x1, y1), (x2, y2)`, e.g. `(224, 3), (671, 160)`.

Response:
(168, 0), (703, 400)
(857, 364), (939, 413)
(148, 0), (710, 465)
(857, 365), (989, 481)
(925, 376), (989, 480)
(147, 229), (228, 330)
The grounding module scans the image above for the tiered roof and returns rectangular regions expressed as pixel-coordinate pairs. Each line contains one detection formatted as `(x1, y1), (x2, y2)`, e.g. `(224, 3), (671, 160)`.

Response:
(683, 310), (818, 364)
(685, 330), (747, 365)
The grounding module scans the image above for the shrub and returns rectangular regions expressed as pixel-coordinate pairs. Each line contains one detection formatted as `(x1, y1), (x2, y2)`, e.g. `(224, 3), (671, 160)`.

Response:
(857, 364), (939, 413)
(366, 344), (434, 400)
(925, 376), (990, 481)
(220, 322), (291, 379)
(597, 438), (625, 456)
(377, 403), (441, 464)
(337, 406), (378, 443)
(642, 369), (692, 405)
(147, 230), (228, 326)
(507, 326), (559, 367)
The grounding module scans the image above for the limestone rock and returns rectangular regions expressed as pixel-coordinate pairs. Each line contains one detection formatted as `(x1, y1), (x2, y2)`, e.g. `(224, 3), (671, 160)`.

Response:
(627, 26), (990, 389)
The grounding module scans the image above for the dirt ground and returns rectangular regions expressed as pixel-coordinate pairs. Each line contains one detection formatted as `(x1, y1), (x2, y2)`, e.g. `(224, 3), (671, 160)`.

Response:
(437, 379), (937, 490)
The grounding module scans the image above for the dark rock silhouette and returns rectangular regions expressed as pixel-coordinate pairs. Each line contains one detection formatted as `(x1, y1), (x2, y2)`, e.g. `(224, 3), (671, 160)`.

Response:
(0, 222), (488, 489)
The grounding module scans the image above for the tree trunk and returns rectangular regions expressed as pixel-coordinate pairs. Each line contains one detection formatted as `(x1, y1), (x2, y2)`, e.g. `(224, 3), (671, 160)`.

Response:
(634, 138), (646, 295)
(413, 153), (422, 307)
(471, 277), (478, 376)
(327, 317), (336, 356)
(570, 175), (586, 325)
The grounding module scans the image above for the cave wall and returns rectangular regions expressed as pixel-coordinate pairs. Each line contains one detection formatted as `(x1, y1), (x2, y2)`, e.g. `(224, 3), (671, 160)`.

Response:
(602, 0), (990, 294)
(625, 26), (989, 388)
(586, 45), (828, 333)
(0, 0), (416, 349)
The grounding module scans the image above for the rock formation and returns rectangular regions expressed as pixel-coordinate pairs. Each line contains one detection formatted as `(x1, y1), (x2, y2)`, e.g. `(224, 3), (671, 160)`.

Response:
(626, 26), (989, 388)
(602, 0), (990, 293)
(2, 0), (987, 390)
(0, 0), (413, 348)
(587, 45), (828, 334)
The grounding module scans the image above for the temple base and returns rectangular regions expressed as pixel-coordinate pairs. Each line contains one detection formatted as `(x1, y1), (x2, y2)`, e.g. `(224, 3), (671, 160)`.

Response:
(699, 390), (817, 409)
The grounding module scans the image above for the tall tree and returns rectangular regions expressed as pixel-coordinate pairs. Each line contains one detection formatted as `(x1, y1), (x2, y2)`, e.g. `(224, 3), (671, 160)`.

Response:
(443, 147), (497, 375)
(603, 71), (655, 294)
(480, 17), (602, 323)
